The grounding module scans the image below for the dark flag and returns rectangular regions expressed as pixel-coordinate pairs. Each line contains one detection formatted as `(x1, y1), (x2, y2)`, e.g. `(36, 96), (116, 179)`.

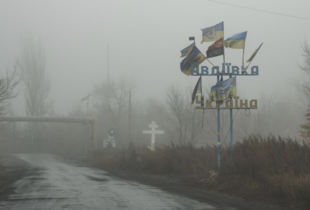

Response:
(201, 95), (204, 108)
(191, 76), (202, 104)
(206, 38), (224, 58)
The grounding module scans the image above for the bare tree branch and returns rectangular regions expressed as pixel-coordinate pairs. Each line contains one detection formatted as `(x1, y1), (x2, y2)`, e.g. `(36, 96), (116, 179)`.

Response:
(16, 34), (50, 146)
(162, 85), (203, 145)
(0, 67), (20, 115)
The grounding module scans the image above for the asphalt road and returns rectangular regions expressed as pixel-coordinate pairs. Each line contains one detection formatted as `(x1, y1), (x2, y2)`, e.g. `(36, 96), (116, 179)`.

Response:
(0, 154), (233, 210)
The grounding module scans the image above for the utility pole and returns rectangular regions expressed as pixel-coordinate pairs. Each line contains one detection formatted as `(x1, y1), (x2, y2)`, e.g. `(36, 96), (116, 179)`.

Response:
(129, 91), (131, 141)
(107, 43), (110, 131)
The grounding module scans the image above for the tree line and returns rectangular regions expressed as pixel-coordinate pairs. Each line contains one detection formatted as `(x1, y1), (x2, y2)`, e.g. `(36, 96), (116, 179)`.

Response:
(1, 35), (310, 153)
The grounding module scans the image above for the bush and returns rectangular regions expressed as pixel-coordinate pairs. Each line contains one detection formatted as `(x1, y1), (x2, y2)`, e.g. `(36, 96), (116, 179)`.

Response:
(89, 135), (310, 209)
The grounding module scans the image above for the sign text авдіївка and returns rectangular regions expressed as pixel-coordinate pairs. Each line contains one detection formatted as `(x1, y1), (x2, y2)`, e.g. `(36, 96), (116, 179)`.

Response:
(190, 62), (259, 76)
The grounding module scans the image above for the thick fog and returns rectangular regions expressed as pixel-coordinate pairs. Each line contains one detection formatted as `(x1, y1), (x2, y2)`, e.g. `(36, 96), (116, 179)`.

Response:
(1, 0), (310, 150)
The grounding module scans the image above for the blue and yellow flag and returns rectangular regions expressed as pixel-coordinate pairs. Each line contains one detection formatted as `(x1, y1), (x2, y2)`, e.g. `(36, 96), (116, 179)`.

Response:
(180, 46), (206, 76)
(224, 31), (247, 49)
(247, 43), (263, 62)
(209, 77), (236, 102)
(201, 22), (224, 43)
(181, 42), (195, 57)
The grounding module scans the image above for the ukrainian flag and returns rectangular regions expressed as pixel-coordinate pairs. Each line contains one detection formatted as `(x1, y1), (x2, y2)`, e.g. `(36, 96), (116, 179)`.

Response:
(224, 31), (247, 49)
(201, 22), (224, 43)
(209, 77), (236, 102)
(247, 43), (263, 62)
(180, 46), (205, 76)
(180, 42), (195, 57)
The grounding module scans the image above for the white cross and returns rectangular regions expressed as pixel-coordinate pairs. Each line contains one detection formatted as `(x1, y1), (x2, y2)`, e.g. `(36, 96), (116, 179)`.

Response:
(143, 121), (164, 151)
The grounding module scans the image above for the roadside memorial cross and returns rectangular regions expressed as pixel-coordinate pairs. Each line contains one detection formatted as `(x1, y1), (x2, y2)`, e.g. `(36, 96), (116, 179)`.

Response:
(103, 135), (116, 148)
(103, 128), (116, 148)
(142, 121), (164, 151)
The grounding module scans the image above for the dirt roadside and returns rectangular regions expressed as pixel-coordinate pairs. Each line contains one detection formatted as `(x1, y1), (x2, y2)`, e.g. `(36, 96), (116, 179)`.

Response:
(63, 155), (302, 210)
(0, 154), (30, 200)
(93, 167), (301, 210)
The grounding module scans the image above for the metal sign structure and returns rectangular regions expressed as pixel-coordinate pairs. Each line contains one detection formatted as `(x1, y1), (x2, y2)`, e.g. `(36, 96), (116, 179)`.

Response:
(191, 63), (258, 167)
(180, 23), (262, 167)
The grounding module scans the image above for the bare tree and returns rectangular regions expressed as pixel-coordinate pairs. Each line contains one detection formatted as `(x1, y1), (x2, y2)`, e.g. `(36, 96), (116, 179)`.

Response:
(16, 34), (51, 146)
(161, 85), (203, 145)
(92, 76), (136, 144)
(17, 35), (50, 116)
(0, 67), (20, 152)
(0, 68), (19, 115)
(299, 40), (310, 99)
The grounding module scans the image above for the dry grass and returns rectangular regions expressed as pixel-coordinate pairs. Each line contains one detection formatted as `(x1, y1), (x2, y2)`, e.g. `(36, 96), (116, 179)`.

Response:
(89, 135), (310, 209)
(217, 135), (310, 208)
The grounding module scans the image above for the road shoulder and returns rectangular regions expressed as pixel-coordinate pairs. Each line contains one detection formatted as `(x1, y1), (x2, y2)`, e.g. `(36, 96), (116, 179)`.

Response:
(66, 154), (301, 210)
(0, 154), (30, 200)
(99, 167), (300, 210)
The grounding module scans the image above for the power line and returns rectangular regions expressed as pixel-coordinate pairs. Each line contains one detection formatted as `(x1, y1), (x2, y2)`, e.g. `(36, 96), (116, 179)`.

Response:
(207, 0), (310, 20)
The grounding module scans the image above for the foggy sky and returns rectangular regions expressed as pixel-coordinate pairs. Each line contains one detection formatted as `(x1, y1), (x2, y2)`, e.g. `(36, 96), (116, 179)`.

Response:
(0, 0), (310, 115)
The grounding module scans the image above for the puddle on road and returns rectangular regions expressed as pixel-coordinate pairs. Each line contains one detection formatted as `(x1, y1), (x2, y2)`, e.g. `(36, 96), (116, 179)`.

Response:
(85, 175), (109, 182)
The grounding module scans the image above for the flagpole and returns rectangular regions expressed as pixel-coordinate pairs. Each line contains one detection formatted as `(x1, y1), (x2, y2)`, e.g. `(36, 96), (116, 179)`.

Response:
(230, 87), (233, 151)
(206, 58), (215, 67)
(221, 21), (225, 81)
(222, 21), (233, 152)
(189, 35), (206, 130)
(200, 75), (205, 129)
(222, 21), (226, 64)
(242, 32), (247, 70)
(244, 60), (252, 73)
(129, 90), (131, 141)
(244, 43), (263, 72)
(217, 74), (221, 168)
(242, 47), (245, 71)
(244, 53), (257, 72)
(216, 21), (225, 167)
(87, 96), (89, 114)
(218, 22), (224, 167)
(107, 43), (110, 135)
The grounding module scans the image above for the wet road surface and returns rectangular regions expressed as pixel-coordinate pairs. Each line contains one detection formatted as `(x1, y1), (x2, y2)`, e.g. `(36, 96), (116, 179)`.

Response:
(0, 154), (233, 210)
